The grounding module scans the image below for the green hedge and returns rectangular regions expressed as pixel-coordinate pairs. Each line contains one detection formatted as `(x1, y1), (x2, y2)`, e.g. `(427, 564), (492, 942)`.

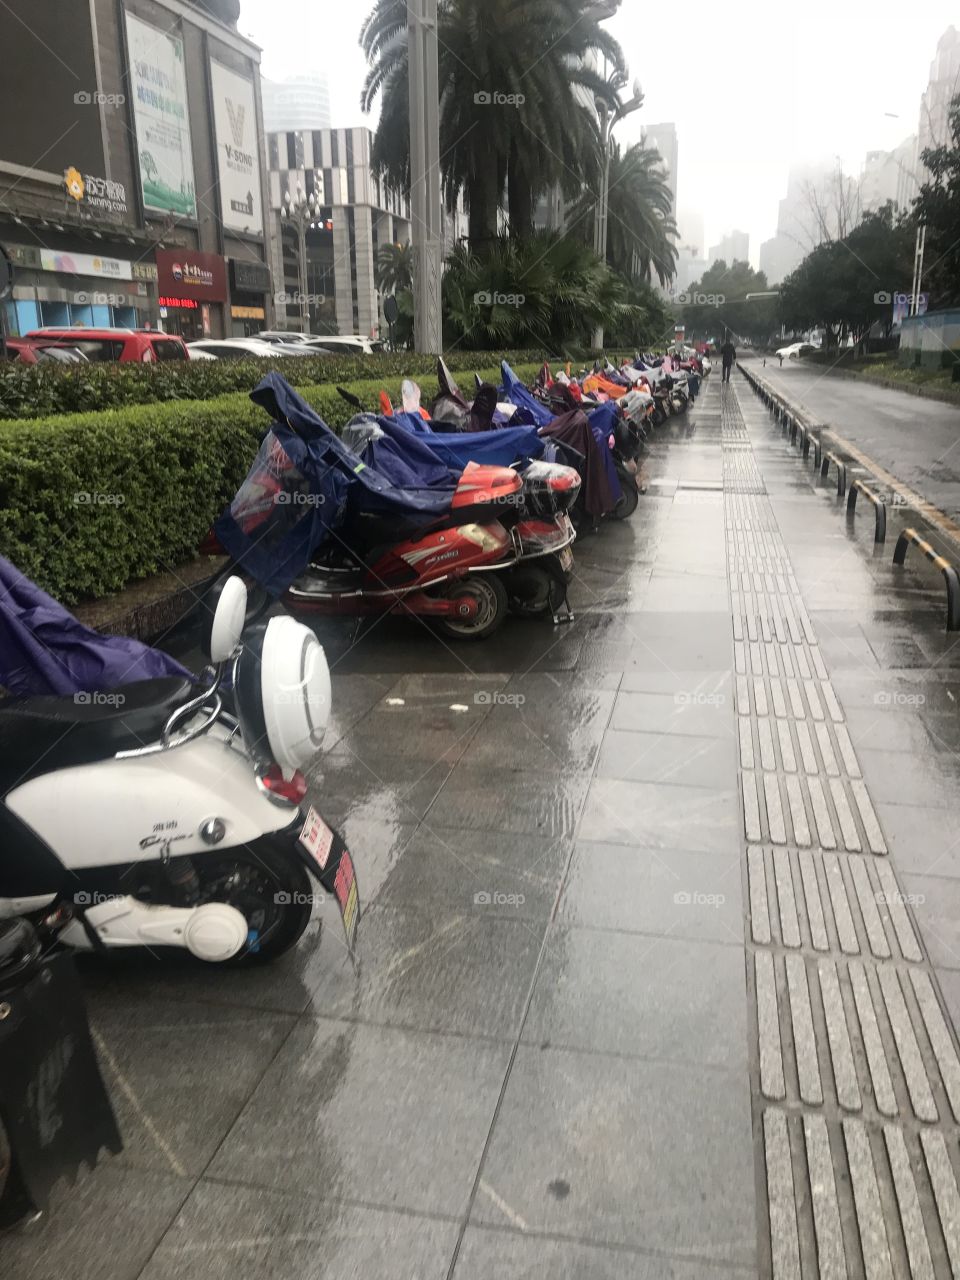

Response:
(0, 363), (541, 602)
(0, 348), (570, 420)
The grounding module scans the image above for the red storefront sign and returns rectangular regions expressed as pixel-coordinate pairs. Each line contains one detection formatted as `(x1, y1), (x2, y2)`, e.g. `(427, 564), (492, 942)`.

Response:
(155, 249), (227, 303)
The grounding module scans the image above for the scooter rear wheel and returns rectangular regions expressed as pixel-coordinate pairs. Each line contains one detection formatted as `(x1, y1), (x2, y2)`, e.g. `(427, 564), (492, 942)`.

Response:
(612, 477), (640, 520)
(437, 574), (508, 641)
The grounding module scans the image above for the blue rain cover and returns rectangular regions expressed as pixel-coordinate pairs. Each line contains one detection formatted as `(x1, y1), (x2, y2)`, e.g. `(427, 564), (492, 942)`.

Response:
(215, 374), (455, 597)
(384, 412), (545, 470)
(587, 404), (623, 502)
(0, 556), (192, 697)
(499, 361), (554, 427)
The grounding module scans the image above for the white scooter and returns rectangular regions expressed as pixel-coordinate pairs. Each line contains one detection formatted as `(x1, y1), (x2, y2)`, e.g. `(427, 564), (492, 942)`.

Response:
(0, 578), (359, 965)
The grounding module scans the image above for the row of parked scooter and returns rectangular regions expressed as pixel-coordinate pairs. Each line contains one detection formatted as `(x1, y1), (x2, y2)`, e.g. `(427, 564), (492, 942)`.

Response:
(0, 347), (707, 1223)
(208, 351), (708, 641)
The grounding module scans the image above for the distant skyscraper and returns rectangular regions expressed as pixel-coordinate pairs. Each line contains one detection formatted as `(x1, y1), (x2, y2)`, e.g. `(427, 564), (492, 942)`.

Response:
(860, 137), (919, 215)
(641, 122), (678, 217)
(708, 229), (749, 267)
(677, 209), (704, 258)
(918, 26), (960, 178)
(262, 74), (332, 133)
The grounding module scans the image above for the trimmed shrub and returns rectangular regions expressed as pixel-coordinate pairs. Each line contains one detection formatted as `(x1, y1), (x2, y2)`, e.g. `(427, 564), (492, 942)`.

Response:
(0, 363), (541, 602)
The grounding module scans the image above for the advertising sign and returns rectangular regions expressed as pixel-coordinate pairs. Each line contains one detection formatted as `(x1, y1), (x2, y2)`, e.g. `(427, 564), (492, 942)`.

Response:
(39, 250), (133, 281)
(156, 249), (227, 302)
(210, 62), (263, 234)
(63, 168), (129, 217)
(126, 14), (197, 218)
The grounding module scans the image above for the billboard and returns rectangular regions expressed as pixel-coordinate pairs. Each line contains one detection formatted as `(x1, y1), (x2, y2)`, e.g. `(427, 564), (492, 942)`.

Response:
(210, 61), (263, 235)
(39, 251), (133, 281)
(125, 13), (197, 218)
(156, 250), (227, 303)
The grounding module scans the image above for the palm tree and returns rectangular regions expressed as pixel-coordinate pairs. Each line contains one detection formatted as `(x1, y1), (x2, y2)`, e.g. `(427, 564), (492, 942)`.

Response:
(569, 140), (678, 286)
(375, 241), (413, 295)
(360, 0), (626, 245)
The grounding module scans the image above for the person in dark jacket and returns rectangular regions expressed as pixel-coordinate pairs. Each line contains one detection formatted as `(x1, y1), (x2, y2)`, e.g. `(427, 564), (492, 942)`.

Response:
(720, 339), (736, 382)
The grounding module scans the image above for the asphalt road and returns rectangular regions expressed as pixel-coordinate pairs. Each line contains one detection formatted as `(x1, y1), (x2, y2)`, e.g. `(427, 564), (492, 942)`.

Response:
(745, 355), (960, 520)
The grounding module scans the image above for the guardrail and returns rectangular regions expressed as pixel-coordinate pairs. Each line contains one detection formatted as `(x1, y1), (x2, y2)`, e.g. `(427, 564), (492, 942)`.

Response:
(818, 449), (847, 497)
(846, 479), (887, 543)
(893, 528), (960, 630)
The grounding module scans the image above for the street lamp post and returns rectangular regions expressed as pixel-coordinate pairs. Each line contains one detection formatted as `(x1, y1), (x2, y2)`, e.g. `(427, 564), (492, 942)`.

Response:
(408, 0), (443, 353)
(281, 181), (319, 334)
(592, 74), (643, 350)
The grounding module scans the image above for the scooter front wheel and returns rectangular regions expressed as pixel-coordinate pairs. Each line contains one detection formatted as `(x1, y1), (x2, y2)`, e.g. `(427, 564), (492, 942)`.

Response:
(504, 563), (566, 617)
(436, 573), (508, 641)
(191, 840), (314, 965)
(612, 476), (640, 520)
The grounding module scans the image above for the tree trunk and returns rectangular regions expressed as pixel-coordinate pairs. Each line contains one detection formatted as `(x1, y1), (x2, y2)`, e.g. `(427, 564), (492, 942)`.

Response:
(507, 145), (534, 240)
(467, 174), (498, 248)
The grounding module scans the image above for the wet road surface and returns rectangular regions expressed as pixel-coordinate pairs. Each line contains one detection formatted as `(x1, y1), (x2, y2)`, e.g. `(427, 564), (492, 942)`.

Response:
(7, 371), (960, 1278)
(749, 355), (960, 522)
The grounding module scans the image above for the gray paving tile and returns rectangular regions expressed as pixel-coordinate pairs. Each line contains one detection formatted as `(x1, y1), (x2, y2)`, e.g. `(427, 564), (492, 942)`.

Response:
(425, 765), (590, 840)
(141, 1180), (457, 1280)
(453, 1226), (756, 1279)
(858, 748), (960, 811)
(0, 1163), (190, 1280)
(457, 686), (614, 773)
(874, 804), (960, 877)
(473, 1045), (756, 1266)
(306, 903), (543, 1040)
(208, 1018), (510, 1219)
(86, 998), (295, 1177)
(611, 691), (733, 738)
(311, 747), (455, 823)
(594, 728), (737, 789)
(559, 842), (744, 943)
(375, 825), (568, 920)
(525, 925), (747, 1068)
(900, 875), (960, 969)
(581, 779), (740, 854)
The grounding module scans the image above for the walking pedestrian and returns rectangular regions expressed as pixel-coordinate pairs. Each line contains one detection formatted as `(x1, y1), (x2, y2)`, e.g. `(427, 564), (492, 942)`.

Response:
(720, 338), (736, 383)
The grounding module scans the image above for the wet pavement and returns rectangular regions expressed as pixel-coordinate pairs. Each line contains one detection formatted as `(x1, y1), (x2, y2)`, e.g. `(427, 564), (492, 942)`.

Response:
(7, 369), (960, 1278)
(748, 355), (960, 521)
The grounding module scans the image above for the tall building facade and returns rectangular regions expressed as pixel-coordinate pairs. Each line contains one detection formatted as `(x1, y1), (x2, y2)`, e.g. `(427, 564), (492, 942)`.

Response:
(918, 26), (960, 174)
(640, 122), (678, 218)
(708, 230), (749, 268)
(0, 0), (272, 340)
(860, 137), (919, 215)
(262, 75), (332, 134)
(267, 127), (411, 338)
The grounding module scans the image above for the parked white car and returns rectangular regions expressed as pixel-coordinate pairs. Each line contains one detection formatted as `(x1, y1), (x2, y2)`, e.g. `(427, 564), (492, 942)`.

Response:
(187, 338), (310, 360)
(775, 342), (817, 361)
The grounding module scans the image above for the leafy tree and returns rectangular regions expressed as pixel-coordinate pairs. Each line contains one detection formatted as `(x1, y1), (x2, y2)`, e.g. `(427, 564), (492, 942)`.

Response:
(680, 259), (778, 346)
(441, 233), (637, 350)
(568, 140), (677, 286)
(375, 241), (413, 296)
(780, 208), (914, 348)
(913, 94), (960, 307)
(360, 0), (624, 244)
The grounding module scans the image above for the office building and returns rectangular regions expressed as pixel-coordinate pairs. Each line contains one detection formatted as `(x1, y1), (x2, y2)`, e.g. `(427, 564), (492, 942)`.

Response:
(0, 0), (272, 340)
(262, 74), (332, 134)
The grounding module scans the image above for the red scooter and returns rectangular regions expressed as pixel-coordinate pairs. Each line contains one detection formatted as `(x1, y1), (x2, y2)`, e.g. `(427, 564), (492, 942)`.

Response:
(286, 461), (527, 640)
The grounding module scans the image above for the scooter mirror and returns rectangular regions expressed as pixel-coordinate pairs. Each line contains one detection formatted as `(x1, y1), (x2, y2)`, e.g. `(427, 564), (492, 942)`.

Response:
(202, 575), (248, 662)
(336, 386), (364, 411)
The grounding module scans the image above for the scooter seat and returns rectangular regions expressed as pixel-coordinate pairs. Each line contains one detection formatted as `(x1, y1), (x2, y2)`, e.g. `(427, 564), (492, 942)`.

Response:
(0, 677), (195, 794)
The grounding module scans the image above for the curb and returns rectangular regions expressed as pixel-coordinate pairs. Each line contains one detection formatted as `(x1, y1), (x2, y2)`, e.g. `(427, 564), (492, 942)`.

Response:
(73, 556), (227, 644)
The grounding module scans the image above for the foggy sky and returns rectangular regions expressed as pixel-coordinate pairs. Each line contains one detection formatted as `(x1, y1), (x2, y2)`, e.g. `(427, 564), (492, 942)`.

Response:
(239, 0), (959, 267)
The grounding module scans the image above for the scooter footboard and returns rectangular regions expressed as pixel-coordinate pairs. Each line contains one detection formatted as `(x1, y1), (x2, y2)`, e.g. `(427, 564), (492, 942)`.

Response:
(294, 807), (360, 951)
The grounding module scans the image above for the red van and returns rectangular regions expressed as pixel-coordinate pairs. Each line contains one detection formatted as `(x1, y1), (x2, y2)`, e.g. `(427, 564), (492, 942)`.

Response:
(24, 328), (189, 362)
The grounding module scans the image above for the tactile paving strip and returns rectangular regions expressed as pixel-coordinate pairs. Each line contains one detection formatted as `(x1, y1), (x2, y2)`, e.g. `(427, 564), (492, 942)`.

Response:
(717, 379), (960, 1278)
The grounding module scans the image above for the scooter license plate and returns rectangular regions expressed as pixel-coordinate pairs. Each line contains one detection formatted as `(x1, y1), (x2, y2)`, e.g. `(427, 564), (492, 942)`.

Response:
(559, 547), (574, 572)
(300, 805), (334, 869)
